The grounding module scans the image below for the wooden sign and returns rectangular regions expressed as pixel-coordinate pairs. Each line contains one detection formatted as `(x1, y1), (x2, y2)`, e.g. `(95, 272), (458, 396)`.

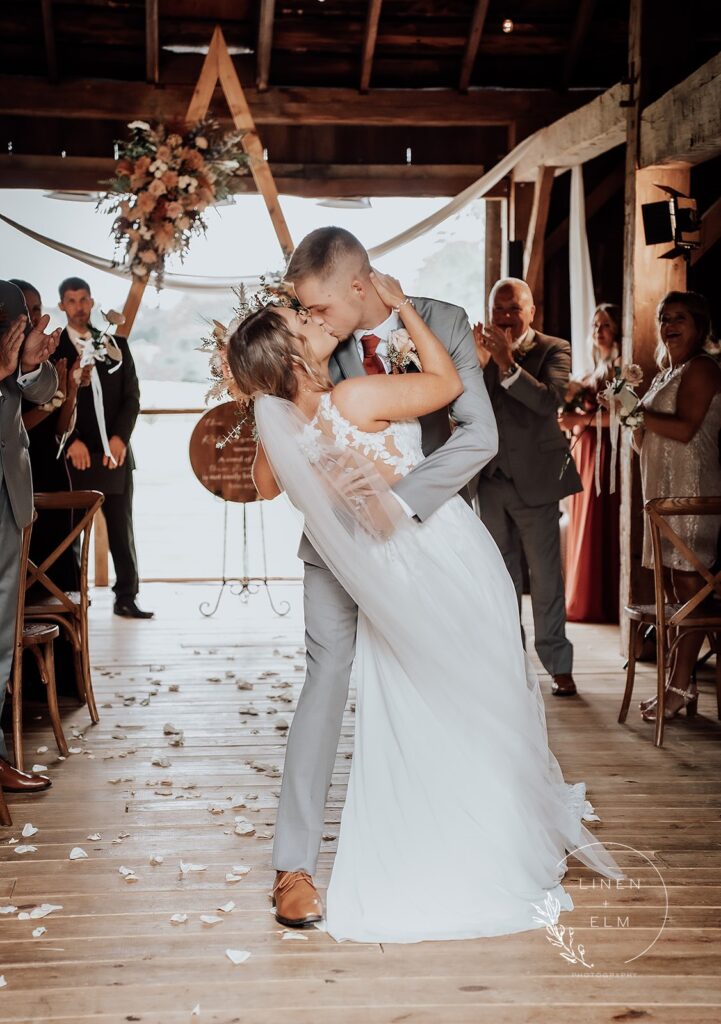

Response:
(189, 402), (260, 504)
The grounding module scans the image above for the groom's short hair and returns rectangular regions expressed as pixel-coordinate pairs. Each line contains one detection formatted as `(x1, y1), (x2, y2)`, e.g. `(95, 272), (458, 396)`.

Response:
(286, 227), (370, 283)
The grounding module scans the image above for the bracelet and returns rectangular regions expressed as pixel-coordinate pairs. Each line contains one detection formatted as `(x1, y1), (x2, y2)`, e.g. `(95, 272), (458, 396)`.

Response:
(392, 297), (414, 314)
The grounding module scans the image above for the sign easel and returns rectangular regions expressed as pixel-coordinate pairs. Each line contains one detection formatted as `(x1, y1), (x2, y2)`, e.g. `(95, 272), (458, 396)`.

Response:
(120, 24), (294, 337)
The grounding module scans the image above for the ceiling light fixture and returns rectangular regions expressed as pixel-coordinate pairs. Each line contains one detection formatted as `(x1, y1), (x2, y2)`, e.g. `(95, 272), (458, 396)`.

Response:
(502, 18), (514, 33)
(317, 197), (372, 209)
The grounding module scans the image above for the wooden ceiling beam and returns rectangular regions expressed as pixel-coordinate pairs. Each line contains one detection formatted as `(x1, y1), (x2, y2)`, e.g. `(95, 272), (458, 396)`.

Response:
(0, 154), (508, 199)
(640, 49), (721, 167)
(459, 0), (490, 93)
(40, 0), (58, 82)
(145, 0), (160, 84)
(256, 0), (275, 92)
(0, 77), (595, 127)
(360, 0), (383, 94)
(562, 0), (597, 90)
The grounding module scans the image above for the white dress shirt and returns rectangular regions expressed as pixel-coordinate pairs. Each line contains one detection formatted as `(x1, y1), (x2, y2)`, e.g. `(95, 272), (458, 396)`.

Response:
(353, 309), (401, 373)
(352, 309), (414, 517)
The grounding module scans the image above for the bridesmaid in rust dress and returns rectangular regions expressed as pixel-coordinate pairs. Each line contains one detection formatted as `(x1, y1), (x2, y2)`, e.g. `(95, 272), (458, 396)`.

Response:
(560, 304), (622, 623)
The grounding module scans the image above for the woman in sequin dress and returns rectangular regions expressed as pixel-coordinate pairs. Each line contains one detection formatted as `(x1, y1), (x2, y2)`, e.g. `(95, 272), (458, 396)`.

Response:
(561, 304), (622, 622)
(634, 291), (721, 722)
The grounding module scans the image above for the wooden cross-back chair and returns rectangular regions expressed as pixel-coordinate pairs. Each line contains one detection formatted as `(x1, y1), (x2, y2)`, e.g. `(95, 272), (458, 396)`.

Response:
(9, 513), (65, 773)
(619, 496), (721, 747)
(23, 491), (104, 732)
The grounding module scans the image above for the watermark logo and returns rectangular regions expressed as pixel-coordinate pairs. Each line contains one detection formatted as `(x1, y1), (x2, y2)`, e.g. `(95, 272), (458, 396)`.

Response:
(533, 842), (668, 974)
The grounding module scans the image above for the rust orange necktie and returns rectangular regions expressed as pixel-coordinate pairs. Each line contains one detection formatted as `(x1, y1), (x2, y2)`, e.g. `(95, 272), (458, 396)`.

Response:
(360, 333), (385, 375)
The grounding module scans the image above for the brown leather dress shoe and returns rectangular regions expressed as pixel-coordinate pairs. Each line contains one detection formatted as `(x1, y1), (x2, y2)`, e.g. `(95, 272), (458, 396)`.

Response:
(0, 758), (52, 792)
(272, 870), (323, 928)
(551, 673), (578, 697)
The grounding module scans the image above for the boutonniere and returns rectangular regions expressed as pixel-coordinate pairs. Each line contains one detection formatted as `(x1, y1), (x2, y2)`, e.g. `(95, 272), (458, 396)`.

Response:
(387, 328), (422, 374)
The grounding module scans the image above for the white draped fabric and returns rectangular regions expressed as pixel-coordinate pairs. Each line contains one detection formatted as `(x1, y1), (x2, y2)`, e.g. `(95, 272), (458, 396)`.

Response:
(568, 165), (597, 377)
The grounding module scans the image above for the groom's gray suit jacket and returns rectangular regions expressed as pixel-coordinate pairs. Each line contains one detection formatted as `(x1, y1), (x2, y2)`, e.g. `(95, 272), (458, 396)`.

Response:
(298, 295), (498, 567)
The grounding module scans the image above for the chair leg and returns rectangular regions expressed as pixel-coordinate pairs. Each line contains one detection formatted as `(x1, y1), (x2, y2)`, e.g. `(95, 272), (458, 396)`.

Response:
(10, 651), (24, 774)
(32, 644), (69, 758)
(619, 622), (639, 723)
(654, 623), (667, 749)
(79, 618), (99, 725)
(0, 786), (11, 827)
(713, 632), (721, 720)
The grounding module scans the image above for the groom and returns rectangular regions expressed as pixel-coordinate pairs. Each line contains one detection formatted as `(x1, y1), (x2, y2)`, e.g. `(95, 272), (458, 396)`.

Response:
(271, 227), (498, 927)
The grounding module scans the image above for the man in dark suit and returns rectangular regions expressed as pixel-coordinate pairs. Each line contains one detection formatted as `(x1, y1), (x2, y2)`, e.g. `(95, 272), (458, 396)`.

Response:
(0, 279), (60, 792)
(56, 276), (153, 618)
(476, 278), (581, 697)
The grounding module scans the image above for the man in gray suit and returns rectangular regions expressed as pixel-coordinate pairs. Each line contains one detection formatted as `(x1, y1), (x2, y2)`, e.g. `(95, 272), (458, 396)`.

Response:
(476, 277), (581, 698)
(0, 280), (60, 793)
(262, 227), (498, 928)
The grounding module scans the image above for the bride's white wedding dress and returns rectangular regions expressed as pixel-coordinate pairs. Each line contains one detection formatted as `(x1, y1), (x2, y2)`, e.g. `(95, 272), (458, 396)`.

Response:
(255, 391), (624, 944)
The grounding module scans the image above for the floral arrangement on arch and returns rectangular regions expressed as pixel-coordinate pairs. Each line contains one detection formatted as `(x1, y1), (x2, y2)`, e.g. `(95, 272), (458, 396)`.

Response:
(102, 118), (249, 285)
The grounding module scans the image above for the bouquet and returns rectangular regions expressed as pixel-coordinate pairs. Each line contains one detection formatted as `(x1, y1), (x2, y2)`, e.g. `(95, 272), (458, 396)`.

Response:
(102, 118), (248, 285)
(599, 364), (644, 427)
(561, 379), (596, 414)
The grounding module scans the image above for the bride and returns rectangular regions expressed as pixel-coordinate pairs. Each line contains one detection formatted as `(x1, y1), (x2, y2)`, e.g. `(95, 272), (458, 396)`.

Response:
(226, 270), (624, 943)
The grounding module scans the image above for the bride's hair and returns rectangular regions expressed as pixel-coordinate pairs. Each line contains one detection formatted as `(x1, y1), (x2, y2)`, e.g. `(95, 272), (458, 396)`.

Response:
(226, 305), (331, 401)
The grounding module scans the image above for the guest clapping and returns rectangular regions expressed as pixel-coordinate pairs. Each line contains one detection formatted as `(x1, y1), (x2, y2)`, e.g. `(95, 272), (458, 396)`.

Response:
(561, 304), (622, 623)
(473, 278), (580, 696)
(634, 291), (721, 722)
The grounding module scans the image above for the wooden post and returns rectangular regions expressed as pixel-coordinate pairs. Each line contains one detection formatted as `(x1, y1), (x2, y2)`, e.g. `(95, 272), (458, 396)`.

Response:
(523, 165), (556, 327)
(484, 198), (504, 314)
(619, 0), (689, 630)
(93, 509), (109, 588)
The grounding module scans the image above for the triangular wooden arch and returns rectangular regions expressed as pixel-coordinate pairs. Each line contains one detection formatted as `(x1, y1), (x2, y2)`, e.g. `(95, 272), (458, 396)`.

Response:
(121, 25), (294, 336)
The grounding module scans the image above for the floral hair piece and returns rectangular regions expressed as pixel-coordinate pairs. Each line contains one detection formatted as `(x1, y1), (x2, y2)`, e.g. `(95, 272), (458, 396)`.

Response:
(200, 274), (301, 448)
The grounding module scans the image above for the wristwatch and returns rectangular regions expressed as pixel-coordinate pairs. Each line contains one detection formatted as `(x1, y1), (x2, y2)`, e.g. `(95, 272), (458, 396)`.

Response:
(501, 361), (520, 380)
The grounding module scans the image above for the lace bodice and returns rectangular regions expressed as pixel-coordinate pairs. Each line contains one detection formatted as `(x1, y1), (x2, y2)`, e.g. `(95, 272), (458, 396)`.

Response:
(302, 392), (424, 481)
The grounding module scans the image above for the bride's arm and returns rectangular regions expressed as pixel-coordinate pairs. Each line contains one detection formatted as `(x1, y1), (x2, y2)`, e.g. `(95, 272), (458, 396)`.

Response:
(332, 271), (463, 428)
(252, 442), (282, 499)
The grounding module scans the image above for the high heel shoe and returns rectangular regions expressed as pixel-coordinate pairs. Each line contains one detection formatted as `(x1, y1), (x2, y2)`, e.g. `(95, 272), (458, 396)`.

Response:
(640, 685), (698, 722)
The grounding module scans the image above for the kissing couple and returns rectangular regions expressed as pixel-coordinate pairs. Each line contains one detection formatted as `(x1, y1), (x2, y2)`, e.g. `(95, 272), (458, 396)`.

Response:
(225, 227), (623, 943)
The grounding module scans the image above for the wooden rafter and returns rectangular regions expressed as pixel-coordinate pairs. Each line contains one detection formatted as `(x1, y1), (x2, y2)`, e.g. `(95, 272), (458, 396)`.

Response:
(360, 0), (383, 94)
(459, 0), (491, 93)
(121, 25), (293, 337)
(145, 0), (160, 85)
(562, 0), (597, 90)
(523, 165), (555, 296)
(41, 0), (58, 82)
(0, 76), (596, 126)
(256, 0), (276, 92)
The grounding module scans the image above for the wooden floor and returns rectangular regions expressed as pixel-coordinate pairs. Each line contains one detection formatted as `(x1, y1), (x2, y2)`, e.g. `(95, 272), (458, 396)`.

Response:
(1, 584), (721, 1023)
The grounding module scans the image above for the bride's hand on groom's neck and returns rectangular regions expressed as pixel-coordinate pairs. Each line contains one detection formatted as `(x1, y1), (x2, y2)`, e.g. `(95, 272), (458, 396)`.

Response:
(369, 270), (405, 310)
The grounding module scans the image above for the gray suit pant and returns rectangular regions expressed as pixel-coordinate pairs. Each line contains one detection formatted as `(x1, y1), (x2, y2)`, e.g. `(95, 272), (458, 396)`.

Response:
(477, 473), (573, 676)
(0, 481), (22, 760)
(272, 560), (358, 874)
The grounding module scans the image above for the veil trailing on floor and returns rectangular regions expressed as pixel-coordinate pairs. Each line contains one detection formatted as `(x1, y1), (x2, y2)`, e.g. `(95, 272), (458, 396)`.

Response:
(255, 394), (624, 895)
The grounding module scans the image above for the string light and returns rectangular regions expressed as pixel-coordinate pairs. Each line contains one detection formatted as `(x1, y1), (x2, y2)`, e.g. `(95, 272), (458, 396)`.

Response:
(502, 18), (514, 33)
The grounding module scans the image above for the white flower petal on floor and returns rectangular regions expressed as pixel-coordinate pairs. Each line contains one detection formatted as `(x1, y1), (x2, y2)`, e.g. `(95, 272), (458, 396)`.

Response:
(69, 847), (88, 860)
(0, 976), (6, 988)
(200, 914), (223, 926)
(225, 949), (251, 965)
(179, 861), (207, 873)
(149, 855), (164, 866)
(170, 913), (188, 924)
(32, 927), (47, 938)
(217, 901), (235, 913)
(0, 906), (17, 915)
(14, 845), (38, 855)
(86, 833), (102, 841)
(31, 764), (48, 773)
(151, 755), (171, 767)
(21, 823), (38, 838)
(21, 904), (62, 920)
(281, 930), (309, 941)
